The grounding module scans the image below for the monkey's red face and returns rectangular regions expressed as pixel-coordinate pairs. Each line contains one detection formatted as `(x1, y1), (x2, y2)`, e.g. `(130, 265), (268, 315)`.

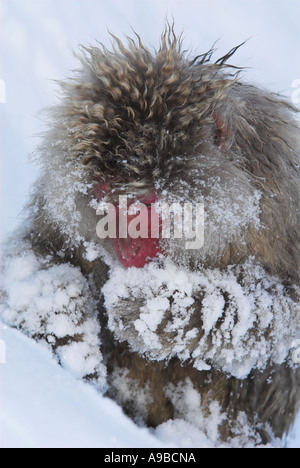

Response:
(92, 112), (233, 269)
(95, 185), (162, 268)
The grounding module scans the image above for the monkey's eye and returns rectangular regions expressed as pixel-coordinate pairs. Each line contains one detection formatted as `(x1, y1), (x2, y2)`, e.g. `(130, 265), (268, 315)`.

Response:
(213, 112), (231, 150)
(94, 183), (109, 200)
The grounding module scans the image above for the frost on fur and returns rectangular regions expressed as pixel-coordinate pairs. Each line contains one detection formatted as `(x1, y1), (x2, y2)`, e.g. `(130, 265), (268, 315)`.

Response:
(0, 237), (106, 390)
(159, 378), (275, 447)
(104, 259), (300, 379)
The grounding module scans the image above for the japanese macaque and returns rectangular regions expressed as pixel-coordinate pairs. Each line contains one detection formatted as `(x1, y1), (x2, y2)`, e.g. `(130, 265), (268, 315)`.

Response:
(3, 26), (300, 445)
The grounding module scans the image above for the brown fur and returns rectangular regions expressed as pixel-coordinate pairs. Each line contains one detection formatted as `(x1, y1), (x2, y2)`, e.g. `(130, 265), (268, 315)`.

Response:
(8, 26), (300, 444)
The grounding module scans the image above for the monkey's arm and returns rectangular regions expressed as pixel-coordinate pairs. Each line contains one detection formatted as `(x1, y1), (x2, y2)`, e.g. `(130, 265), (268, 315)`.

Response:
(103, 260), (300, 379)
(0, 235), (106, 389)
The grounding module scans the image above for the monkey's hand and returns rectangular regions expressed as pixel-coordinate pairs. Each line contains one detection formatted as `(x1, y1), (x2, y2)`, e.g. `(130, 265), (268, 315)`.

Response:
(104, 259), (300, 379)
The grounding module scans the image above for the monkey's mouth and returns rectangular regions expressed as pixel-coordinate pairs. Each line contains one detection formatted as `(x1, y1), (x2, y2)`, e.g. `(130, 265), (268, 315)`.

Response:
(113, 194), (162, 268)
(113, 235), (161, 268)
(95, 184), (162, 268)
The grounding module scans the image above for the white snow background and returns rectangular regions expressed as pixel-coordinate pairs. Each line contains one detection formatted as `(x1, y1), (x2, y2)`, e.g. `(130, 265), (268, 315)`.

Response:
(1, 0), (300, 448)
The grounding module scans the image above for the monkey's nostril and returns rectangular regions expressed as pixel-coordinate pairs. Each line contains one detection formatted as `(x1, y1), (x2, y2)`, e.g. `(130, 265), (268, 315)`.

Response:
(132, 245), (141, 259)
(138, 193), (157, 205)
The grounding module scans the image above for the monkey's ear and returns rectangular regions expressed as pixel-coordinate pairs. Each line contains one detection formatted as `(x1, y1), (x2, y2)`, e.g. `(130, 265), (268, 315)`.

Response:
(212, 112), (232, 150)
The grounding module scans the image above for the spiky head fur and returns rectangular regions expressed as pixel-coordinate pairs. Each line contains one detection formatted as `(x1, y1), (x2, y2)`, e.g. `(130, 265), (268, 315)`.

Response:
(33, 27), (300, 284)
